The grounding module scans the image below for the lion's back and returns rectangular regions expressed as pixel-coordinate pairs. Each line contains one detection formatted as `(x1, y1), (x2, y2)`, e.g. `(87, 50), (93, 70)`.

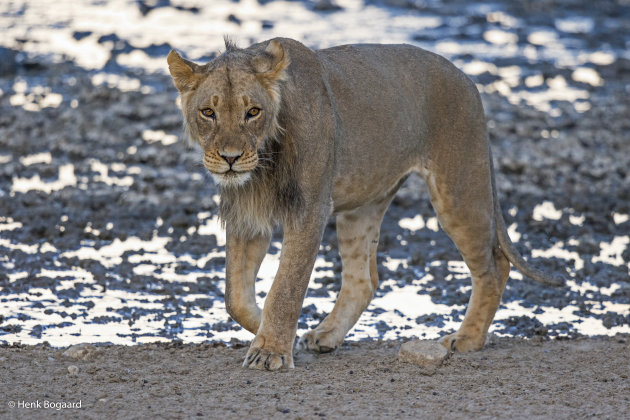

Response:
(318, 43), (472, 104)
(311, 43), (486, 209)
(316, 43), (481, 133)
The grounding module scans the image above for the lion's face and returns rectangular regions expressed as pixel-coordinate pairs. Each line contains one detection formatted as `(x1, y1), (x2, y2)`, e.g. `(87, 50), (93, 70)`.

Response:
(186, 71), (274, 187)
(168, 41), (289, 188)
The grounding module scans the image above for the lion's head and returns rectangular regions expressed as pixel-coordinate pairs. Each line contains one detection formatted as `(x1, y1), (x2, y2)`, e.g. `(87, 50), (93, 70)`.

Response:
(167, 39), (290, 188)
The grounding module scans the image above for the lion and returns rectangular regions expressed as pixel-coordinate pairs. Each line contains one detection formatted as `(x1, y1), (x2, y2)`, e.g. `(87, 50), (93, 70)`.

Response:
(167, 37), (562, 371)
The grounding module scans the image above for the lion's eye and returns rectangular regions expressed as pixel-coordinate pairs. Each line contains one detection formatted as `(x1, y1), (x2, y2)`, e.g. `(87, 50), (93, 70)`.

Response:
(245, 107), (261, 120)
(200, 108), (216, 119)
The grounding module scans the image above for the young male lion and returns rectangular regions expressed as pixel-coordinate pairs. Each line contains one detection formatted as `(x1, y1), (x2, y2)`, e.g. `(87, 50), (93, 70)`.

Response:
(167, 37), (562, 371)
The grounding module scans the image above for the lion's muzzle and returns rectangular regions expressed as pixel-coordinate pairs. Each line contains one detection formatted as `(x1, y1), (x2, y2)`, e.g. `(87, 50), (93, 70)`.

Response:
(203, 149), (259, 187)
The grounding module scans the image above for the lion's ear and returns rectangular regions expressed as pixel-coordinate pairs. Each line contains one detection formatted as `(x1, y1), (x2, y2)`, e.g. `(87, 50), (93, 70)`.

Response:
(253, 40), (290, 83)
(167, 50), (203, 92)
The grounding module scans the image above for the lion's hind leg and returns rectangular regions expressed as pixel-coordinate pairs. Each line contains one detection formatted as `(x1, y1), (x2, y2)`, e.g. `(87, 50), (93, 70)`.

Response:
(299, 200), (389, 353)
(424, 165), (510, 352)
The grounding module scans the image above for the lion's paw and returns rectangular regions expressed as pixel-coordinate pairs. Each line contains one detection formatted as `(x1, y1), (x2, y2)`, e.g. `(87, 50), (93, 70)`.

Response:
(243, 346), (292, 371)
(297, 329), (342, 353)
(439, 332), (485, 353)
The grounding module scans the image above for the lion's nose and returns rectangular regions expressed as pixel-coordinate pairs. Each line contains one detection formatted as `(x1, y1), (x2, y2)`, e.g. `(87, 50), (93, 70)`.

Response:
(220, 154), (242, 166)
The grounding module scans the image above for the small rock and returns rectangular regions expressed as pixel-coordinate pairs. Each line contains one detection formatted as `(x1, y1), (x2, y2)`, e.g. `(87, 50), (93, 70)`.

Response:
(227, 14), (241, 25)
(312, 0), (342, 12)
(398, 340), (449, 372)
(67, 365), (79, 375)
(276, 406), (290, 414)
(485, 333), (501, 346)
(137, 0), (170, 16)
(62, 343), (97, 360)
(72, 31), (92, 41)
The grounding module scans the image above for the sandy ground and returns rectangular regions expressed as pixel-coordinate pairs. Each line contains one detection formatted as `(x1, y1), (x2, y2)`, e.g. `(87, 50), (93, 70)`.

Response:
(1, 335), (629, 419)
(2, 0), (630, 348)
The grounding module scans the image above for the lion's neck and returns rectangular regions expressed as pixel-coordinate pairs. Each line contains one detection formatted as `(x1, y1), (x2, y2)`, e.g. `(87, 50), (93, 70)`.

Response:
(218, 163), (304, 239)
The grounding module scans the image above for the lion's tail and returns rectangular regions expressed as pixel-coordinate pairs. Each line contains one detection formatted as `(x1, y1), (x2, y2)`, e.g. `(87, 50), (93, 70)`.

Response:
(490, 150), (565, 287)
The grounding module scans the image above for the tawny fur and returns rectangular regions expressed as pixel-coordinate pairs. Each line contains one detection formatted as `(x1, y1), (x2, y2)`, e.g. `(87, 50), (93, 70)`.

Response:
(167, 37), (563, 371)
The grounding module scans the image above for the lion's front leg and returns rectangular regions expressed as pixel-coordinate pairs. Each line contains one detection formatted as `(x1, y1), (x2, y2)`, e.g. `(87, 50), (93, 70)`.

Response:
(225, 230), (270, 334)
(243, 213), (327, 371)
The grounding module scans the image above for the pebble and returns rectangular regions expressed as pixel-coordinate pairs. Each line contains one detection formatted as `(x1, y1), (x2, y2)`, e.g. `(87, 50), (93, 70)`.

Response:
(312, 0), (342, 11)
(398, 340), (449, 372)
(62, 344), (97, 361)
(67, 365), (79, 375)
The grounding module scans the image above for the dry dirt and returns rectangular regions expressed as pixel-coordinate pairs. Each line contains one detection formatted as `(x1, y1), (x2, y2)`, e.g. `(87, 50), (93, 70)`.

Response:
(1, 335), (629, 419)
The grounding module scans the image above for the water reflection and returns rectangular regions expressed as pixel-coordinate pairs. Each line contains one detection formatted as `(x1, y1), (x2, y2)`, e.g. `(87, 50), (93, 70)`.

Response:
(1, 200), (629, 346)
(9, 80), (63, 111)
(11, 163), (77, 194)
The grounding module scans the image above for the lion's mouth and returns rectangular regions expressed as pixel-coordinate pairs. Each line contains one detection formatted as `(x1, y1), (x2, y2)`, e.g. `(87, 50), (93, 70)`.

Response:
(209, 169), (252, 187)
(217, 168), (250, 177)
(224, 169), (243, 175)
(206, 166), (246, 175)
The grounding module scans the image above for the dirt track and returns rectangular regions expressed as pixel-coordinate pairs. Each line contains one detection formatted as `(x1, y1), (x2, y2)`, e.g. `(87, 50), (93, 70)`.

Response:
(2, 0), (630, 348)
(2, 336), (629, 419)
